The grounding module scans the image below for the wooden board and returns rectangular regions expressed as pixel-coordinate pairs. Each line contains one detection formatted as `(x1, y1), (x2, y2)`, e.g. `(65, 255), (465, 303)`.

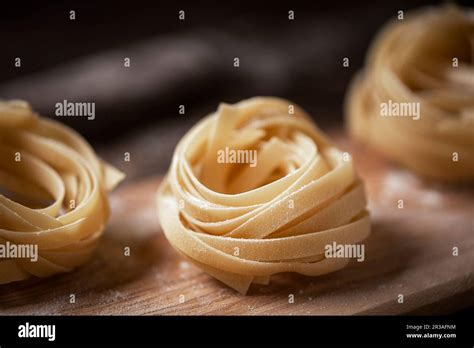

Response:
(1, 134), (473, 315)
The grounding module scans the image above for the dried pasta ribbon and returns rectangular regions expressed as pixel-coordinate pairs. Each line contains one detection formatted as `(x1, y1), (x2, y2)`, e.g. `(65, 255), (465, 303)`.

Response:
(346, 5), (474, 182)
(157, 97), (370, 294)
(0, 100), (124, 284)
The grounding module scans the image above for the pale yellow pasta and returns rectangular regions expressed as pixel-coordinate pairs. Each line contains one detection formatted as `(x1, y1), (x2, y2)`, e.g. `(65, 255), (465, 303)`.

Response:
(157, 97), (370, 294)
(346, 5), (474, 182)
(0, 100), (124, 284)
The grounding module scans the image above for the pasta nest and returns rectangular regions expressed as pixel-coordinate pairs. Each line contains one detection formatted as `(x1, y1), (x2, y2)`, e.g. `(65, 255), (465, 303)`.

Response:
(346, 5), (474, 182)
(157, 97), (370, 294)
(0, 100), (124, 284)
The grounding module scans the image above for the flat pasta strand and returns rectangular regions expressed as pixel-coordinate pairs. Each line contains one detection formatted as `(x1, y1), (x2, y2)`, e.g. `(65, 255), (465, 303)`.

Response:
(156, 97), (371, 294)
(0, 100), (124, 284)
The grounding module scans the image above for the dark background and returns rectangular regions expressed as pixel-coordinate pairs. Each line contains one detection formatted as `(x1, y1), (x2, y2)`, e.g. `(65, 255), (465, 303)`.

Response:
(0, 0), (471, 178)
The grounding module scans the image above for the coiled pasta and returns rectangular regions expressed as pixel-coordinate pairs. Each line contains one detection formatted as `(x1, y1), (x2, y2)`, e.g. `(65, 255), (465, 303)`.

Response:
(157, 97), (370, 294)
(346, 5), (474, 182)
(0, 100), (124, 284)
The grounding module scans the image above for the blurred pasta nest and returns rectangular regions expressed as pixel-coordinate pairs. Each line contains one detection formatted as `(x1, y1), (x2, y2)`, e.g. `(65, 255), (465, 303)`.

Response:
(346, 5), (474, 182)
(0, 100), (124, 284)
(157, 97), (370, 294)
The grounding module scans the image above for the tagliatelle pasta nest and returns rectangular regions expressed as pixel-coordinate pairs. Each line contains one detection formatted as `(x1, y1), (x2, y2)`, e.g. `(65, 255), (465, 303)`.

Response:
(346, 5), (474, 182)
(157, 97), (371, 294)
(0, 100), (124, 284)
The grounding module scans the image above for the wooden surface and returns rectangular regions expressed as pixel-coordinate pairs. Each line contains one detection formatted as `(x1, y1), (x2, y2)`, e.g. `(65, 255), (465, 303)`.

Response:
(1, 134), (473, 315)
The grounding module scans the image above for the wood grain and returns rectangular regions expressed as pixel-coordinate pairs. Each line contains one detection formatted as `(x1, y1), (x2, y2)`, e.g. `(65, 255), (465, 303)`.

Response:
(1, 134), (473, 315)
